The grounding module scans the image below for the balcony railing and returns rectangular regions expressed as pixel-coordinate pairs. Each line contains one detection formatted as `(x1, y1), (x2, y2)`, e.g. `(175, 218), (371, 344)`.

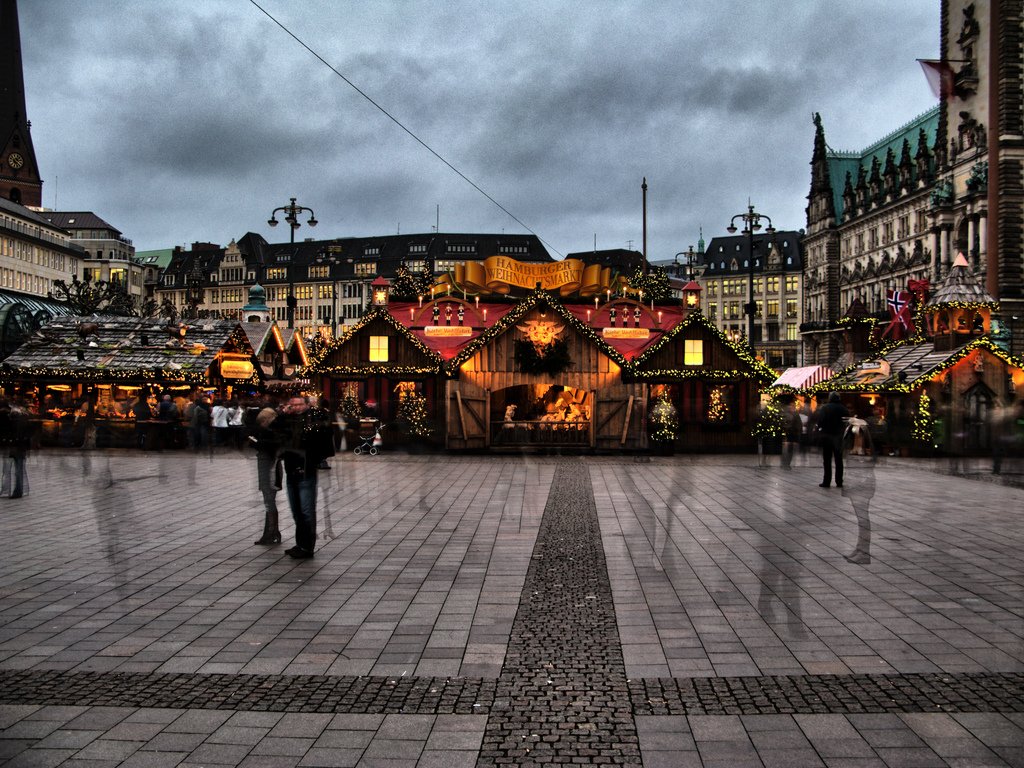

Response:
(491, 420), (590, 447)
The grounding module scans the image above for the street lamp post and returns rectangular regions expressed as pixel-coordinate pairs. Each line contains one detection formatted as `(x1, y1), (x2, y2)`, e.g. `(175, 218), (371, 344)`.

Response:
(268, 197), (318, 329)
(726, 204), (774, 354)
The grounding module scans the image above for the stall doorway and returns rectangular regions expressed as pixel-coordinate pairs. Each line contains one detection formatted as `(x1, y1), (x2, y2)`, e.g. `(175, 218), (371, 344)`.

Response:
(491, 384), (591, 447)
(963, 383), (993, 454)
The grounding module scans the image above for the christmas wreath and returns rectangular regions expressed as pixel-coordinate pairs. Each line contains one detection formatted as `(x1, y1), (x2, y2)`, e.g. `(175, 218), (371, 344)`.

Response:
(513, 338), (572, 375)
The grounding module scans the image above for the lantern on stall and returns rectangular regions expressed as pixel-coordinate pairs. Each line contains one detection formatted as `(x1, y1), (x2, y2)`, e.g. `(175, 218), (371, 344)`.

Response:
(682, 280), (702, 309)
(371, 275), (391, 306)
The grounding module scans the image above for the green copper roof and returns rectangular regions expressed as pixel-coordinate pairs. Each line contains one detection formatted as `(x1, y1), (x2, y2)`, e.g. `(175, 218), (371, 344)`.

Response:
(827, 106), (939, 223)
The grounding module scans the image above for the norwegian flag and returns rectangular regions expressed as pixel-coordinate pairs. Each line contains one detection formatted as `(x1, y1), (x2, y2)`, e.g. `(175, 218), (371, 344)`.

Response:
(887, 289), (910, 328)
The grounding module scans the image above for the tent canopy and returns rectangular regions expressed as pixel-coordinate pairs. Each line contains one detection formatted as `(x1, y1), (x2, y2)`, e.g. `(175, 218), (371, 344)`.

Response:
(772, 365), (832, 390)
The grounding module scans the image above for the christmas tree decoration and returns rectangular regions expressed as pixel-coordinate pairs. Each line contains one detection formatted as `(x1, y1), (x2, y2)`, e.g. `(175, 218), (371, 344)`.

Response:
(912, 392), (936, 447)
(752, 398), (785, 440)
(397, 391), (433, 438)
(707, 386), (729, 423)
(648, 392), (678, 443)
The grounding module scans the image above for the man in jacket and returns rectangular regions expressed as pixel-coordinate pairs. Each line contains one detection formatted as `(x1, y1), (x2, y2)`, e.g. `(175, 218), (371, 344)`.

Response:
(814, 391), (850, 488)
(274, 395), (335, 559)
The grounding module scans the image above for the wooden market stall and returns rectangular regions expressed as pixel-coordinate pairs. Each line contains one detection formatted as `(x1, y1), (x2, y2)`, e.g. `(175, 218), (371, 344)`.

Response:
(305, 258), (776, 453)
(0, 315), (262, 447)
(808, 255), (1024, 456)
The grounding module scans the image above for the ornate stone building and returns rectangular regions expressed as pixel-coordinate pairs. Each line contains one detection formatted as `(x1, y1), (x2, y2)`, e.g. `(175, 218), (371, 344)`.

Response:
(803, 0), (1024, 363)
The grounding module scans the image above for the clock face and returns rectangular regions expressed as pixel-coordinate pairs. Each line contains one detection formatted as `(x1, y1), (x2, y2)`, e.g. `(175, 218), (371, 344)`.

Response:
(7, 153), (24, 169)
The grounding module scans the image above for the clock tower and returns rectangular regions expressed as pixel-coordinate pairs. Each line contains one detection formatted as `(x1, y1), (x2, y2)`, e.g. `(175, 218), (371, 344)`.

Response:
(1, 0), (42, 208)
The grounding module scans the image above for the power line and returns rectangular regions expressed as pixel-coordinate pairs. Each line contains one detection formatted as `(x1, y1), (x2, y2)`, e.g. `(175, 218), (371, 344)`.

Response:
(248, 0), (563, 258)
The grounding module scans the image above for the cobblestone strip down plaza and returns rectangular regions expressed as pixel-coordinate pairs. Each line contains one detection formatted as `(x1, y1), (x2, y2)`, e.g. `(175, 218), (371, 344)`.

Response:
(1, 668), (1022, 718)
(478, 460), (642, 766)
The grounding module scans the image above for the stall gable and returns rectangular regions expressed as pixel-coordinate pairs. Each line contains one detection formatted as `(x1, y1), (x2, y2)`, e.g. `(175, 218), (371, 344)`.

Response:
(458, 305), (622, 382)
(315, 313), (442, 373)
(633, 313), (769, 379)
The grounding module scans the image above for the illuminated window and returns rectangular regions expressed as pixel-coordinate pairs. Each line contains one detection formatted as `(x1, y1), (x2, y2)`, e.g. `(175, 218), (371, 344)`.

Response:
(369, 335), (389, 362)
(308, 265), (329, 278)
(354, 262), (377, 277)
(684, 339), (703, 366)
(266, 267), (287, 280)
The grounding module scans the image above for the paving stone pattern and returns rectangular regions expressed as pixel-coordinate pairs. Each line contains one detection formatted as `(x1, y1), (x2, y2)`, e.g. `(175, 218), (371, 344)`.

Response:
(479, 460), (642, 766)
(1, 451), (1023, 766)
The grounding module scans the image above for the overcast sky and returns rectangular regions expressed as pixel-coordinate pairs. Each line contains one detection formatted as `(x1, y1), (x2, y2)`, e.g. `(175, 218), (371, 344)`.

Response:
(20, 0), (938, 261)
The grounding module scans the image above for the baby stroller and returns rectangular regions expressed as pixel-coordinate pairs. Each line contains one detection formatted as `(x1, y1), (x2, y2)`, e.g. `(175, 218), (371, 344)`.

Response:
(353, 418), (383, 455)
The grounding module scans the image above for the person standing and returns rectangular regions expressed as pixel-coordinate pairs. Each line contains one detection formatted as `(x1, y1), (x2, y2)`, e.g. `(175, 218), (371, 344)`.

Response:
(781, 401), (802, 469)
(132, 394), (153, 449)
(157, 393), (179, 450)
(274, 395), (335, 559)
(814, 391), (850, 488)
(250, 398), (282, 545)
(211, 400), (230, 448)
(0, 399), (31, 498)
(188, 396), (211, 452)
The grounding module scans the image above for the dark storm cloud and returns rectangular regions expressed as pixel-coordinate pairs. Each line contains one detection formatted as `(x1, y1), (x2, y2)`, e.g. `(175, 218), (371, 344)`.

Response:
(19, 0), (938, 257)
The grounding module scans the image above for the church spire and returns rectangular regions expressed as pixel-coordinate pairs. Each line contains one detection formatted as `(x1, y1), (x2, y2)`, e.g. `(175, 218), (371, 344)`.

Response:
(1, 0), (42, 208)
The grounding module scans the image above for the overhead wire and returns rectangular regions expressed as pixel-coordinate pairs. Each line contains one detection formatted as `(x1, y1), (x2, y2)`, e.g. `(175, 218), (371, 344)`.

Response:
(248, 0), (563, 257)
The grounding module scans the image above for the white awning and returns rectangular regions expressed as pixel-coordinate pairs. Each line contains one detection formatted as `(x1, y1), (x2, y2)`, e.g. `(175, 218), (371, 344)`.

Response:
(771, 365), (832, 390)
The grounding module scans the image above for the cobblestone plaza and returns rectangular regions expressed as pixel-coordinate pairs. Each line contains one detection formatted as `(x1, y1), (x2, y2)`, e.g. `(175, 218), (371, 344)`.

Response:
(1, 449), (1022, 767)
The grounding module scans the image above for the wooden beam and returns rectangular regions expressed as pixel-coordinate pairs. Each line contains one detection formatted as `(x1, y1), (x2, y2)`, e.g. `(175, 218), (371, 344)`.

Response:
(620, 395), (634, 446)
(456, 389), (468, 439)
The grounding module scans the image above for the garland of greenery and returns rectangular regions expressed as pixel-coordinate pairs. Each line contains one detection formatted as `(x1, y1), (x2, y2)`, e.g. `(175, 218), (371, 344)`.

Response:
(513, 337), (572, 375)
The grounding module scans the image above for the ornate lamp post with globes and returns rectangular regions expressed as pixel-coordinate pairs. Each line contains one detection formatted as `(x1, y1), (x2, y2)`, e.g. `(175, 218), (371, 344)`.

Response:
(268, 197), (318, 329)
(726, 204), (774, 356)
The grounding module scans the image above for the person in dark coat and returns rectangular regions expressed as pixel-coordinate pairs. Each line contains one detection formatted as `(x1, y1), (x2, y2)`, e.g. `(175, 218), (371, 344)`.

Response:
(249, 398), (282, 545)
(814, 391), (850, 488)
(273, 395), (335, 559)
(781, 401), (802, 469)
(0, 399), (31, 498)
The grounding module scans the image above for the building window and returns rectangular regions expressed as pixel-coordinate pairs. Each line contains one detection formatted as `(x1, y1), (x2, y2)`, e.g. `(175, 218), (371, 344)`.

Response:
(308, 265), (329, 278)
(408, 244), (427, 254)
(707, 302), (717, 320)
(786, 324), (799, 341)
(354, 262), (377, 277)
(364, 246), (380, 256)
(318, 284), (334, 299)
(405, 260), (426, 273)
(266, 267), (287, 280)
(786, 299), (798, 319)
(369, 335), (389, 362)
(785, 275), (798, 293)
(684, 340), (703, 366)
(766, 300), (779, 319)
(434, 259), (458, 272)
(766, 277), (779, 293)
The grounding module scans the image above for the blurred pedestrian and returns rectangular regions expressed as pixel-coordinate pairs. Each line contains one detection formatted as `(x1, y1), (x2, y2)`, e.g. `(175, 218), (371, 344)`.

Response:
(274, 395), (335, 559)
(133, 393), (153, 449)
(211, 399), (230, 448)
(249, 398), (282, 545)
(781, 400), (802, 469)
(0, 398), (31, 498)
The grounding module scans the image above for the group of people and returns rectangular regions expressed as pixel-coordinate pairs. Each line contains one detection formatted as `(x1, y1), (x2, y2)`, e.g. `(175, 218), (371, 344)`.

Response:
(246, 394), (336, 559)
(130, 394), (250, 451)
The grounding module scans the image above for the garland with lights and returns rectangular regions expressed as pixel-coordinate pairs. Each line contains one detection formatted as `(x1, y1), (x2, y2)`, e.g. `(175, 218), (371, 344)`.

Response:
(648, 392), (678, 443)
(444, 288), (629, 374)
(807, 336), (1024, 396)
(630, 309), (776, 385)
